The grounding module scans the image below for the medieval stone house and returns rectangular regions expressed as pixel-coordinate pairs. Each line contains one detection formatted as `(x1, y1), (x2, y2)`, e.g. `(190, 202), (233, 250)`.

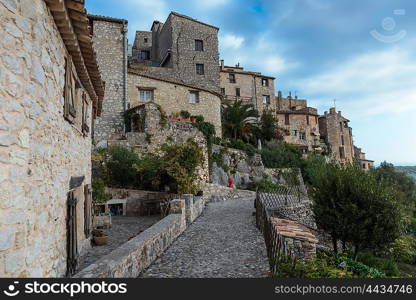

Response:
(319, 108), (355, 165)
(129, 12), (222, 136)
(354, 146), (374, 171)
(275, 92), (321, 154)
(220, 62), (276, 115)
(0, 0), (104, 277)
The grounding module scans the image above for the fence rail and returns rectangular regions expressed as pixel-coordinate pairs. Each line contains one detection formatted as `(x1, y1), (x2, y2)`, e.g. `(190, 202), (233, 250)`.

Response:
(255, 185), (307, 273)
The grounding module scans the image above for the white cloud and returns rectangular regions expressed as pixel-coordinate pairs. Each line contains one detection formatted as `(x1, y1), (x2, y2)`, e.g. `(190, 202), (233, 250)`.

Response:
(220, 34), (244, 49)
(296, 46), (416, 117)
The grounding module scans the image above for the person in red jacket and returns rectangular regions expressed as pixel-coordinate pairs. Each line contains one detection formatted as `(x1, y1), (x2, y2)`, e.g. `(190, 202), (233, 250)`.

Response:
(227, 172), (233, 188)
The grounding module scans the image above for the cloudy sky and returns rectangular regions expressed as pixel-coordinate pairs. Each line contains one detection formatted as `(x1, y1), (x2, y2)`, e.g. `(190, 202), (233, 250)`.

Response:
(86, 0), (416, 166)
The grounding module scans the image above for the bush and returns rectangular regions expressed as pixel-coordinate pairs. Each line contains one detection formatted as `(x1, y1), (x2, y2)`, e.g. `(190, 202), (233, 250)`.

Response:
(92, 178), (111, 203)
(107, 146), (139, 188)
(226, 139), (259, 156)
(247, 177), (288, 192)
(386, 236), (416, 264)
(261, 140), (302, 168)
(180, 110), (191, 119)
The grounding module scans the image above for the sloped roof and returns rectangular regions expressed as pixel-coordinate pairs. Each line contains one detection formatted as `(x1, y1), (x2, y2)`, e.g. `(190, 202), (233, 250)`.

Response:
(45, 0), (104, 116)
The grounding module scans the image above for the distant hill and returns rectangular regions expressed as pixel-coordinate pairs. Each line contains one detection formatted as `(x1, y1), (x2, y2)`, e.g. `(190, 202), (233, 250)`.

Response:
(395, 166), (416, 181)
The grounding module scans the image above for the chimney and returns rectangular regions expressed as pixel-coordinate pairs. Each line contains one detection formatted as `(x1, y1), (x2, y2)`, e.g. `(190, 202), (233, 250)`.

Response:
(220, 59), (224, 69)
(277, 90), (282, 100)
(329, 107), (336, 114)
(288, 91), (292, 99)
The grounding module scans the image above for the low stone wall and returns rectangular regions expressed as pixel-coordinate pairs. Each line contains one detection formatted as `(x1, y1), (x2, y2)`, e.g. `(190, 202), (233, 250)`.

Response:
(203, 183), (256, 202)
(74, 199), (186, 278)
(270, 203), (316, 230)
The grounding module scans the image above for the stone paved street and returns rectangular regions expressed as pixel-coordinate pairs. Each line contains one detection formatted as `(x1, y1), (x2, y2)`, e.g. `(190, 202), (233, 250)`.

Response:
(141, 197), (269, 278)
(77, 216), (160, 272)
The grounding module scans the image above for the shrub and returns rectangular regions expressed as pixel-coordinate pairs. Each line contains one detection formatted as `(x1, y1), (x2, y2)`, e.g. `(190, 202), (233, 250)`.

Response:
(247, 177), (288, 192)
(180, 110), (191, 119)
(386, 236), (416, 264)
(92, 178), (112, 203)
(261, 140), (302, 168)
(107, 146), (139, 188)
(226, 139), (259, 156)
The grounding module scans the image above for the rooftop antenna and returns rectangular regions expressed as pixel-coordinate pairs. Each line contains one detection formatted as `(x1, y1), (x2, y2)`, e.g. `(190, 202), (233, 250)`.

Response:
(333, 98), (337, 109)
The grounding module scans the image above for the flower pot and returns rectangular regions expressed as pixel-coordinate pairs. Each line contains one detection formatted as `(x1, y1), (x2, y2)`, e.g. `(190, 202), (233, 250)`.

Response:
(93, 235), (108, 246)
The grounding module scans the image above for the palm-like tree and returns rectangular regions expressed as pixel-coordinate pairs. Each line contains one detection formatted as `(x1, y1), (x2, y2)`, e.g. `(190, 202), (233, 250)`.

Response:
(222, 100), (259, 141)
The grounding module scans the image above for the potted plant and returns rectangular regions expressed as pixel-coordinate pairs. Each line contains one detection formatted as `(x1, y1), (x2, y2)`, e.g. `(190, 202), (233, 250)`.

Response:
(92, 229), (108, 246)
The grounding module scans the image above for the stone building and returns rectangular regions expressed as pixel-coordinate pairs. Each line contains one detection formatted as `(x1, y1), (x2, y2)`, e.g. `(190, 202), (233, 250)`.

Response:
(131, 12), (220, 93)
(275, 92), (321, 154)
(0, 0), (104, 277)
(89, 15), (128, 145)
(354, 146), (374, 171)
(319, 108), (354, 165)
(128, 71), (222, 136)
(220, 61), (276, 115)
(127, 12), (222, 136)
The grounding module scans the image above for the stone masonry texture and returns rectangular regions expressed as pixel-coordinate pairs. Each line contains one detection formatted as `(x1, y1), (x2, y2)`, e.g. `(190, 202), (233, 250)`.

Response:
(91, 18), (127, 145)
(0, 0), (92, 277)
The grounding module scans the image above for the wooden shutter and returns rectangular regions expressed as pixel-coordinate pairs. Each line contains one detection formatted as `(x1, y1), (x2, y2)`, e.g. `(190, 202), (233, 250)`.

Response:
(64, 56), (77, 123)
(66, 191), (78, 277)
(81, 92), (89, 135)
(84, 184), (92, 238)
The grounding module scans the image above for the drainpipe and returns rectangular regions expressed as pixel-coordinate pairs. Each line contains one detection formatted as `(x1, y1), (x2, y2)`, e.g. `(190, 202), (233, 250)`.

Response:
(122, 20), (128, 134)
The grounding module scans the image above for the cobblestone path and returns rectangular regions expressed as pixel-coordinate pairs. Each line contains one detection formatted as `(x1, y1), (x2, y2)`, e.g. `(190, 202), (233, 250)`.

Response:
(141, 197), (269, 278)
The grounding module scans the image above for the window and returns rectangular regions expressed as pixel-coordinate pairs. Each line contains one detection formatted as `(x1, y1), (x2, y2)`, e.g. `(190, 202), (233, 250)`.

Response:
(144, 37), (148, 43)
(195, 39), (204, 51)
(262, 95), (270, 104)
(189, 91), (200, 104)
(306, 115), (309, 125)
(229, 73), (236, 83)
(292, 130), (298, 136)
(221, 88), (225, 95)
(339, 146), (345, 159)
(196, 64), (204, 75)
(139, 89), (153, 102)
(140, 50), (150, 60)
(285, 114), (290, 125)
(236, 88), (240, 97)
(299, 132), (306, 140)
(341, 135), (345, 145)
(261, 78), (269, 87)
(64, 55), (77, 123)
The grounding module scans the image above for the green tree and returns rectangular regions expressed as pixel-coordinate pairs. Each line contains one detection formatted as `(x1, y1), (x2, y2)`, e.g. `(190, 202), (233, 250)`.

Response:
(310, 163), (404, 255)
(261, 140), (303, 169)
(106, 146), (140, 188)
(259, 109), (280, 142)
(222, 100), (259, 141)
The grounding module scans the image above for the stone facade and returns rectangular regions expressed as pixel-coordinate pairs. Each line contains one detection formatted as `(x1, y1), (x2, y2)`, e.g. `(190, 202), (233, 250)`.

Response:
(220, 62), (276, 115)
(90, 16), (128, 145)
(109, 102), (210, 185)
(131, 12), (220, 94)
(354, 146), (374, 171)
(275, 93), (321, 154)
(0, 0), (103, 277)
(319, 108), (354, 165)
(128, 72), (222, 136)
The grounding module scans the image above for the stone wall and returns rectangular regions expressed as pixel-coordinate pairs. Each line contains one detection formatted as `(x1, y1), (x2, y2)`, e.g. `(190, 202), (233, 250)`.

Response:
(128, 72), (222, 137)
(90, 17), (127, 145)
(0, 0), (92, 277)
(74, 199), (187, 278)
(110, 102), (210, 185)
